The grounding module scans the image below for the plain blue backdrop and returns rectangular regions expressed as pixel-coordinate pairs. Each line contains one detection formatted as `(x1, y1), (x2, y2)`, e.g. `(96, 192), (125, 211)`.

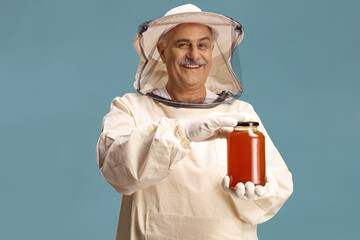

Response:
(1, 0), (359, 239)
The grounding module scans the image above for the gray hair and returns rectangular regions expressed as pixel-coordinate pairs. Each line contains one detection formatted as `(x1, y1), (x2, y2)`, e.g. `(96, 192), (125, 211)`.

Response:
(158, 25), (217, 48)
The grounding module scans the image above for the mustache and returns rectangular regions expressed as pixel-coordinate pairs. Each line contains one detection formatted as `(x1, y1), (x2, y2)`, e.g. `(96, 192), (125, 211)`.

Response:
(177, 58), (207, 66)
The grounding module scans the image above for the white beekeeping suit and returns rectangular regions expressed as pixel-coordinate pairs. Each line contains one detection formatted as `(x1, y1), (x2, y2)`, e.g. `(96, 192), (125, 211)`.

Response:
(96, 4), (293, 240)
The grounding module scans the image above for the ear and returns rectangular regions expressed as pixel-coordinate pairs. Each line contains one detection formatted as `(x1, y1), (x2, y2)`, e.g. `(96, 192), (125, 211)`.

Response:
(157, 43), (166, 63)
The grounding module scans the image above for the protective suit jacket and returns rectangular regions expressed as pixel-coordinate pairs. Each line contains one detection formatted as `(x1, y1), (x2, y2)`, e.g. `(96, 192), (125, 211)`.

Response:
(96, 93), (293, 240)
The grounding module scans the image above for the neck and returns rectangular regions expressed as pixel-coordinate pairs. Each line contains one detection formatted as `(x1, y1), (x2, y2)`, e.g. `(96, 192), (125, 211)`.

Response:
(165, 84), (206, 103)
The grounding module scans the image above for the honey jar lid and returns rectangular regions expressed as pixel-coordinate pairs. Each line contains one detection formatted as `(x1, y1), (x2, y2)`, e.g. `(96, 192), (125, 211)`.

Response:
(236, 121), (259, 126)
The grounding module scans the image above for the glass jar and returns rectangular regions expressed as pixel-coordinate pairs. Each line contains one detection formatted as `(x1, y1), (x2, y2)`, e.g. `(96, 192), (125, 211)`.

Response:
(227, 121), (265, 189)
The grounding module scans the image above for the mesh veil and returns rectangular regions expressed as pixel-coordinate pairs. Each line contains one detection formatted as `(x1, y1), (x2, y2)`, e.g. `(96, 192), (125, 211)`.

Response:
(133, 12), (244, 108)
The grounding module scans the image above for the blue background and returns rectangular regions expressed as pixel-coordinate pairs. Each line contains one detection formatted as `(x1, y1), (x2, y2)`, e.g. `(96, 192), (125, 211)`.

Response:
(1, 0), (359, 239)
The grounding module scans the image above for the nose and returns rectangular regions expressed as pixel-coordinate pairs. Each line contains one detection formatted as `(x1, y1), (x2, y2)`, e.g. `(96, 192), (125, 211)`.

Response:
(186, 46), (200, 60)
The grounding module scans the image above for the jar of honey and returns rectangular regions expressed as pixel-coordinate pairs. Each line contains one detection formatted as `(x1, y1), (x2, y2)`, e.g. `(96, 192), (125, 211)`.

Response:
(227, 121), (265, 189)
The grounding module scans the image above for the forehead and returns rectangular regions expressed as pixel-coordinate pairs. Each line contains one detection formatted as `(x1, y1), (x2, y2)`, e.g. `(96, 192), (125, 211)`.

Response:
(166, 23), (212, 42)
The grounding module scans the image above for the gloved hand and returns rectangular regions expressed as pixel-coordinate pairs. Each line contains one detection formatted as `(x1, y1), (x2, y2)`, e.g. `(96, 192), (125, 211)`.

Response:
(184, 112), (256, 142)
(221, 170), (277, 200)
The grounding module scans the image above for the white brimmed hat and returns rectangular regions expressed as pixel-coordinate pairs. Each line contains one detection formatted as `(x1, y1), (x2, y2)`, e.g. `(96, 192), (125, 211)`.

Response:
(133, 4), (244, 108)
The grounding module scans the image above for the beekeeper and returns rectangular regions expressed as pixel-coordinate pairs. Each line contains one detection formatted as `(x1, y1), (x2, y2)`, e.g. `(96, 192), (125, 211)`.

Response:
(96, 4), (293, 240)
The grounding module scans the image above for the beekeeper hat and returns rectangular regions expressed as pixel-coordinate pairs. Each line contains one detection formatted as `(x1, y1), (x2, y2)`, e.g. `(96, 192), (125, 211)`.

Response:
(133, 4), (244, 108)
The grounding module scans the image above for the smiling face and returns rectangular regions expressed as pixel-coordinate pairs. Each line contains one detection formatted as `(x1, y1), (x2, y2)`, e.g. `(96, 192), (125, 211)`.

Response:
(157, 23), (214, 102)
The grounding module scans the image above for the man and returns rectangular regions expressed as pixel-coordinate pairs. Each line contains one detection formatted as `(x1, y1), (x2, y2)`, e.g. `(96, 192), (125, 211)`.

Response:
(97, 4), (293, 240)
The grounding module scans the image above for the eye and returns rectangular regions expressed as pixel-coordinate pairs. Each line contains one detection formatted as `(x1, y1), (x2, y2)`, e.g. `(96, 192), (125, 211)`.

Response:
(198, 42), (209, 49)
(178, 42), (190, 48)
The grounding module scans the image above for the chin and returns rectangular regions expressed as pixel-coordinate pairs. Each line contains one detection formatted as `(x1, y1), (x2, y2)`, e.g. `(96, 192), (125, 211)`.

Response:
(182, 80), (206, 89)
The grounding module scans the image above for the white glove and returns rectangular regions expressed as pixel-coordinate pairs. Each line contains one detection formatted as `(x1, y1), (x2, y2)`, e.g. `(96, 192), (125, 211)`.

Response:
(222, 170), (277, 200)
(185, 112), (256, 142)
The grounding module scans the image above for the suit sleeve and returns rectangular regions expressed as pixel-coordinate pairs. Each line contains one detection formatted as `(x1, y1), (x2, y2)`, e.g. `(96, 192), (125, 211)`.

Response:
(96, 97), (190, 195)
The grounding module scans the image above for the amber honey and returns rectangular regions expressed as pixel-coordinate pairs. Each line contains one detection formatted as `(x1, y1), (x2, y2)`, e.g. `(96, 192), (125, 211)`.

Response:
(227, 122), (265, 189)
